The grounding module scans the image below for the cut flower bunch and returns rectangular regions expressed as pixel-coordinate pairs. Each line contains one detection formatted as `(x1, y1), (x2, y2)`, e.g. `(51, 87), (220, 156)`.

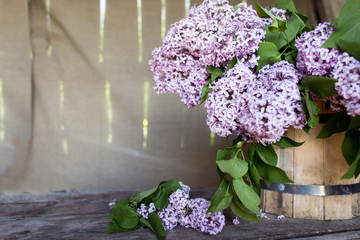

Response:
(106, 0), (360, 238)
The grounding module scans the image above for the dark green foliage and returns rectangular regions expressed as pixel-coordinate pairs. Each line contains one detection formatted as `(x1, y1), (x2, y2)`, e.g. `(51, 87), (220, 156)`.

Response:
(105, 180), (181, 239)
(300, 76), (337, 98)
(322, 0), (360, 61)
(274, 136), (304, 147)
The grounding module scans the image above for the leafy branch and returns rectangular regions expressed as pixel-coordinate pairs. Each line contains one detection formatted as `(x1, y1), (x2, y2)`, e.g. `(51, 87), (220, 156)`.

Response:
(106, 180), (182, 239)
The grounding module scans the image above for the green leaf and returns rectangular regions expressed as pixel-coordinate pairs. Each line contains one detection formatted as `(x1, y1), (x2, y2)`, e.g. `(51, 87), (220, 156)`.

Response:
(216, 156), (248, 179)
(247, 144), (256, 162)
(274, 136), (305, 147)
(341, 152), (360, 179)
(249, 163), (261, 196)
(254, 155), (294, 183)
(111, 207), (139, 229)
(208, 177), (233, 213)
(256, 42), (281, 71)
(111, 198), (130, 210)
(137, 186), (158, 202)
(199, 78), (214, 105)
(349, 116), (360, 129)
(139, 218), (155, 233)
(233, 178), (261, 215)
(284, 51), (297, 65)
(268, 19), (287, 33)
(337, 25), (360, 60)
(216, 165), (226, 179)
(316, 111), (350, 139)
(255, 143), (278, 166)
(106, 219), (141, 233)
(230, 197), (260, 223)
(153, 180), (181, 210)
(302, 125), (311, 134)
(296, 12), (309, 27)
(148, 212), (166, 240)
(199, 66), (224, 105)
(226, 56), (237, 72)
(342, 129), (360, 167)
(154, 188), (169, 210)
(266, 12), (306, 49)
(275, 0), (297, 13)
(206, 65), (224, 81)
(216, 147), (237, 161)
(322, 0), (360, 61)
(160, 179), (182, 191)
(254, 0), (276, 19)
(301, 76), (337, 98)
(303, 89), (319, 129)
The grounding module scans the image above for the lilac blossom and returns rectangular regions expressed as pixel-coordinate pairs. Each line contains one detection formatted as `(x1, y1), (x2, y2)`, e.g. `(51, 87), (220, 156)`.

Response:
(296, 22), (360, 116)
(150, 0), (267, 108)
(180, 198), (225, 235)
(331, 52), (360, 116)
(156, 184), (225, 235)
(158, 207), (179, 231)
(136, 202), (156, 219)
(108, 199), (116, 208)
(295, 22), (340, 76)
(232, 217), (240, 225)
(325, 93), (346, 113)
(205, 63), (256, 137)
(157, 189), (190, 231)
(241, 61), (306, 144)
(205, 62), (305, 144)
(168, 189), (190, 211)
(150, 51), (209, 108)
(179, 181), (191, 195)
(183, 0), (267, 68)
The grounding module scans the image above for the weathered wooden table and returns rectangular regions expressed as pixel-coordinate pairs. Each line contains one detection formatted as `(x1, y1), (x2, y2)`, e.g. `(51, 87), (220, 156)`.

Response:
(1, 188), (359, 240)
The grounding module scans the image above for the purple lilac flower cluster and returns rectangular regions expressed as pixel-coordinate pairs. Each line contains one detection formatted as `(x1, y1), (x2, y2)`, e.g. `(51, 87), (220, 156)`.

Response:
(295, 22), (360, 116)
(149, 0), (267, 108)
(136, 202), (156, 219)
(153, 182), (225, 235)
(331, 53), (360, 116)
(295, 22), (339, 77)
(205, 63), (256, 137)
(205, 61), (306, 144)
(179, 198), (225, 235)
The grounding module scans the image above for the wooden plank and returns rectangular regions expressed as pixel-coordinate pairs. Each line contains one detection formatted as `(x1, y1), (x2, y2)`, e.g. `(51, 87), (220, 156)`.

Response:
(0, 189), (360, 240)
(294, 126), (325, 185)
(292, 125), (325, 220)
(324, 132), (353, 185)
(325, 195), (356, 220)
(315, 0), (346, 22)
(323, 131), (358, 220)
(293, 195), (325, 220)
(263, 128), (294, 217)
(295, 231), (360, 240)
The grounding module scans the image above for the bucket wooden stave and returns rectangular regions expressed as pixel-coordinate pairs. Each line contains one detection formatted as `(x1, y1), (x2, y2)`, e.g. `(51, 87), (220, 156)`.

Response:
(261, 126), (360, 220)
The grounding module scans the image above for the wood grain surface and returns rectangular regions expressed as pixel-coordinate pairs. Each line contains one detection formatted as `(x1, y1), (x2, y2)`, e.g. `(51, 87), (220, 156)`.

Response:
(0, 188), (360, 240)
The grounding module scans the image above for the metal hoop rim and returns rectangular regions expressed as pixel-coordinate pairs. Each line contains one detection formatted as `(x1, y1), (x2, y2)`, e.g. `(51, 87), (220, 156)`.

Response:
(260, 180), (360, 196)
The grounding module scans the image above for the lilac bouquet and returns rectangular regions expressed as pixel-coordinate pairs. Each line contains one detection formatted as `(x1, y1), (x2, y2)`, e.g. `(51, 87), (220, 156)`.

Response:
(107, 0), (360, 239)
(150, 0), (359, 225)
(106, 180), (225, 238)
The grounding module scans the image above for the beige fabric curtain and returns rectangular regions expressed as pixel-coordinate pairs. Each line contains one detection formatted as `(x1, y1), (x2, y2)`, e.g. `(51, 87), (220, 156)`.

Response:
(0, 0), (32, 193)
(0, 0), (317, 193)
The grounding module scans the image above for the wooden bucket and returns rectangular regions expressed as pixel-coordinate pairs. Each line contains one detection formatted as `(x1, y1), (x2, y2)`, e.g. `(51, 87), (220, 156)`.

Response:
(261, 126), (360, 220)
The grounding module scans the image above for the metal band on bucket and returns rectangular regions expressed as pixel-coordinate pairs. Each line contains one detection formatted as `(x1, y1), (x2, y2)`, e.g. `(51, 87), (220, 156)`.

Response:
(260, 180), (360, 196)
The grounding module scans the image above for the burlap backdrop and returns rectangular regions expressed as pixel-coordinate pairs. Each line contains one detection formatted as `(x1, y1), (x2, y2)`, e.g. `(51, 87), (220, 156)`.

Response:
(0, 0), (317, 193)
